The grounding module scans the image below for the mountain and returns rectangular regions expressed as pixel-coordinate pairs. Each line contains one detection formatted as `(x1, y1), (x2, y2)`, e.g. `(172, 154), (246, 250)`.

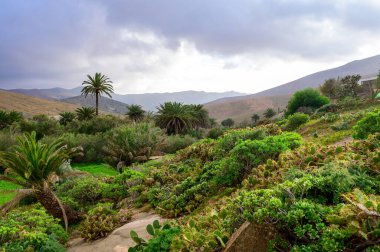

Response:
(0, 90), (78, 117)
(62, 96), (129, 114)
(10, 87), (82, 100)
(205, 55), (380, 122)
(9, 88), (245, 111)
(252, 54), (380, 97)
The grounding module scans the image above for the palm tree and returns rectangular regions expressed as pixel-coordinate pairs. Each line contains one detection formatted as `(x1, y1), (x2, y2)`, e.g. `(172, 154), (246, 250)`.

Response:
(187, 104), (210, 129)
(59, 112), (76, 126)
(126, 104), (145, 122)
(81, 72), (114, 115)
(76, 107), (96, 121)
(251, 113), (260, 124)
(155, 102), (194, 135)
(263, 108), (276, 119)
(0, 132), (80, 230)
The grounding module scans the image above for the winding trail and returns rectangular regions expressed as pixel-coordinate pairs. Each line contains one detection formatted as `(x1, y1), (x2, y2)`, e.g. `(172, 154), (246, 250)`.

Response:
(68, 211), (165, 252)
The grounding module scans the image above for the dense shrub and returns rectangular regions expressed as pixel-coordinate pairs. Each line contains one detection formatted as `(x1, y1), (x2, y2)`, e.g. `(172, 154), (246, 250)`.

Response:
(0, 110), (22, 129)
(337, 96), (361, 110)
(104, 123), (165, 166)
(42, 133), (107, 163)
(286, 88), (330, 116)
(19, 115), (60, 139)
(353, 109), (380, 139)
(315, 103), (339, 114)
(206, 127), (225, 139)
(162, 135), (196, 154)
(66, 115), (124, 134)
(285, 113), (310, 131)
(0, 206), (67, 251)
(79, 203), (123, 241)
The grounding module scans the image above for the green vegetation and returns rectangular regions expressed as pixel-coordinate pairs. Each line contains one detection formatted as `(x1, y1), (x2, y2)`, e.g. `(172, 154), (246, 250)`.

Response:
(286, 88), (330, 116)
(221, 118), (234, 127)
(263, 108), (276, 118)
(72, 163), (118, 176)
(126, 104), (146, 122)
(81, 72), (114, 115)
(76, 106), (96, 121)
(0, 89), (379, 251)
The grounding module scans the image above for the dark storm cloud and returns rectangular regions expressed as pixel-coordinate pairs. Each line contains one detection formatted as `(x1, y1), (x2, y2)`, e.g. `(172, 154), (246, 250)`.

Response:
(0, 0), (380, 89)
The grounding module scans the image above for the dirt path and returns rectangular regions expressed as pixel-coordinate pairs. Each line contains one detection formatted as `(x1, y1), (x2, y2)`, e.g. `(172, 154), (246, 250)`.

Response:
(332, 136), (353, 147)
(67, 211), (165, 252)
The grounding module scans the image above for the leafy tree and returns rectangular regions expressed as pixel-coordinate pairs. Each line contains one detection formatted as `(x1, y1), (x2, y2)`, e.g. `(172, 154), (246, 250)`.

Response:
(126, 104), (145, 122)
(155, 102), (194, 135)
(339, 74), (361, 98)
(0, 132), (80, 230)
(81, 72), (114, 115)
(59, 112), (76, 126)
(76, 107), (96, 121)
(251, 114), (260, 124)
(320, 78), (340, 99)
(286, 88), (330, 116)
(263, 108), (276, 118)
(221, 118), (234, 128)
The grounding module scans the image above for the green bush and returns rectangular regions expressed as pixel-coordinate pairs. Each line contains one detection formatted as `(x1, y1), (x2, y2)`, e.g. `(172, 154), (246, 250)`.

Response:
(315, 103), (338, 114)
(66, 115), (124, 134)
(19, 115), (60, 139)
(104, 123), (165, 166)
(162, 135), (196, 154)
(285, 113), (310, 131)
(42, 133), (107, 163)
(56, 176), (106, 210)
(353, 109), (380, 139)
(286, 88), (330, 116)
(79, 203), (122, 241)
(337, 96), (361, 110)
(0, 110), (23, 129)
(207, 127), (225, 139)
(0, 205), (67, 251)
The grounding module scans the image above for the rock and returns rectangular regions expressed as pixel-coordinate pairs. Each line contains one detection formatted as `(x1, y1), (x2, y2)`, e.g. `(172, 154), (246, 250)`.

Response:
(116, 161), (126, 172)
(224, 222), (278, 252)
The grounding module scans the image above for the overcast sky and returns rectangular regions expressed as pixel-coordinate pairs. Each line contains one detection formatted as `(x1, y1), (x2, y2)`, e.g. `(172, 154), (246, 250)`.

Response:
(1, 0), (380, 94)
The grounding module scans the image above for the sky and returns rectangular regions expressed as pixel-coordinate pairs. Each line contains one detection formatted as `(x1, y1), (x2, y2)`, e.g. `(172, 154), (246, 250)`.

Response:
(1, 0), (380, 94)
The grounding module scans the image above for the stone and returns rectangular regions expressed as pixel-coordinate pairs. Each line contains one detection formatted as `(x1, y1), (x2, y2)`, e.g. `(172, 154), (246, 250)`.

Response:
(224, 222), (278, 252)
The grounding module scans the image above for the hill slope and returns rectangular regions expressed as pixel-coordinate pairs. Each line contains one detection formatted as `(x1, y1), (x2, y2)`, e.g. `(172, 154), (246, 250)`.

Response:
(253, 54), (380, 97)
(10, 87), (82, 100)
(0, 90), (78, 117)
(206, 55), (380, 122)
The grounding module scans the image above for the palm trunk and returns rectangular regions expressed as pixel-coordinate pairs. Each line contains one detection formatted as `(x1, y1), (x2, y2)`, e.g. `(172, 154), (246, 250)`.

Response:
(96, 91), (99, 115)
(35, 188), (80, 224)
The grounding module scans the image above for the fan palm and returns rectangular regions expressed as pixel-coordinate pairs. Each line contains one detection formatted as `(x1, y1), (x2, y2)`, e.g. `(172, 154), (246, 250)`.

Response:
(76, 107), (96, 121)
(155, 102), (194, 135)
(81, 72), (114, 115)
(187, 104), (210, 129)
(0, 132), (80, 230)
(59, 111), (76, 126)
(126, 104), (145, 122)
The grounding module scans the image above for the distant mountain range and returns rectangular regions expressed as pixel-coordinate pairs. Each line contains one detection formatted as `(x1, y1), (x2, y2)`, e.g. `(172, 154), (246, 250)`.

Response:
(9, 88), (245, 112)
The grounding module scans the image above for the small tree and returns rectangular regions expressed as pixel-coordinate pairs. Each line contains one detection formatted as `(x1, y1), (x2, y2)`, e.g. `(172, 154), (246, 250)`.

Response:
(286, 88), (330, 116)
(59, 112), (76, 126)
(339, 75), (361, 98)
(251, 114), (260, 124)
(76, 107), (96, 121)
(263, 108), (276, 119)
(126, 104), (145, 122)
(320, 78), (340, 99)
(221, 118), (234, 128)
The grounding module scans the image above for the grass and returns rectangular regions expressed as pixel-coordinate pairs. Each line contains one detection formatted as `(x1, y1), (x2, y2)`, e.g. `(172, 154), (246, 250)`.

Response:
(0, 180), (21, 205)
(72, 163), (118, 176)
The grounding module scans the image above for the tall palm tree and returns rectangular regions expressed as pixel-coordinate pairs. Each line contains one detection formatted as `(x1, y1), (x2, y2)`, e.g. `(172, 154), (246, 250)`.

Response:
(0, 132), (80, 230)
(59, 111), (76, 126)
(126, 104), (145, 122)
(76, 107), (96, 121)
(155, 102), (194, 135)
(251, 113), (260, 124)
(81, 72), (114, 115)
